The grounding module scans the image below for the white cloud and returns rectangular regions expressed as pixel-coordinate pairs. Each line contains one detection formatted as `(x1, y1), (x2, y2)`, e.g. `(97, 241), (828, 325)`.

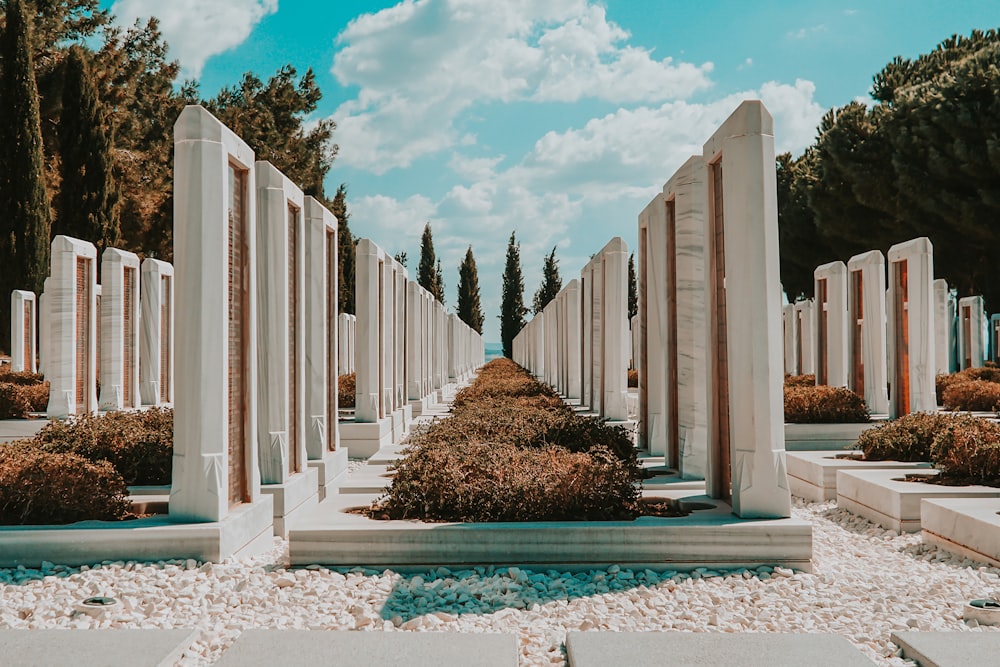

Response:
(111, 0), (278, 78)
(787, 24), (826, 40)
(737, 57), (753, 71)
(330, 0), (713, 173)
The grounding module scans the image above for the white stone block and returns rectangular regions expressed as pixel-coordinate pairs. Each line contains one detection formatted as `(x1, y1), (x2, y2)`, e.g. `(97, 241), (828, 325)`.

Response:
(886, 237), (936, 418)
(99, 248), (141, 411)
(46, 235), (98, 419)
(846, 250), (889, 416)
(813, 261), (848, 388)
(139, 258), (175, 406)
(958, 295), (986, 370)
(10, 290), (36, 373)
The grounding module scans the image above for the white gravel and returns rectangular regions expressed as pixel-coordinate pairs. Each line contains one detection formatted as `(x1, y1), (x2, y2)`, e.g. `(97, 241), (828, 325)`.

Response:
(2, 498), (999, 666)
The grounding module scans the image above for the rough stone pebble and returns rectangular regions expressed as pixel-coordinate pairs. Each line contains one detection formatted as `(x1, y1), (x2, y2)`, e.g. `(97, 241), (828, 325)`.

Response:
(2, 498), (1000, 666)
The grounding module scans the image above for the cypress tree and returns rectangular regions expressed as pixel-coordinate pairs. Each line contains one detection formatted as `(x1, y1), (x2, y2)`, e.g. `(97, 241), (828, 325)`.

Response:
(499, 231), (527, 358)
(417, 222), (444, 303)
(57, 45), (119, 253)
(434, 259), (445, 305)
(333, 184), (355, 315)
(532, 246), (562, 314)
(627, 252), (637, 320)
(456, 245), (484, 334)
(0, 0), (51, 352)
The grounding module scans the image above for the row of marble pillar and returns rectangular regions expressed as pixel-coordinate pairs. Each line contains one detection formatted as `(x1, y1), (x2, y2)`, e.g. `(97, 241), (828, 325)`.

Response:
(511, 237), (629, 422)
(337, 313), (356, 375)
(781, 238), (990, 417)
(13, 237), (174, 419)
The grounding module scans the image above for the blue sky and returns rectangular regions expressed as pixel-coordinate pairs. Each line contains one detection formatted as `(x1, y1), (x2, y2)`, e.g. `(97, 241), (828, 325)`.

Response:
(103, 0), (999, 342)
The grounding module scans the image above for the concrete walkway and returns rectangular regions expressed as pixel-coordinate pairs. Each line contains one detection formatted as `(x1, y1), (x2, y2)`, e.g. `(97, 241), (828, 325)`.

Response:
(0, 417), (48, 443)
(0, 629), (198, 667)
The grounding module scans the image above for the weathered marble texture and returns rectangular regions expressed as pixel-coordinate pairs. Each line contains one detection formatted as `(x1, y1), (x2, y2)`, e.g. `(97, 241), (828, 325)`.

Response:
(140, 259), (174, 406)
(581, 237), (628, 421)
(406, 282), (431, 400)
(46, 235), (98, 419)
(564, 280), (582, 400)
(354, 239), (387, 424)
(886, 237), (936, 418)
(813, 261), (848, 388)
(392, 263), (406, 414)
(957, 295), (986, 370)
(10, 290), (36, 373)
(793, 300), (816, 375)
(38, 279), (50, 377)
(782, 304), (796, 375)
(932, 279), (956, 375)
(170, 104), (264, 523)
(99, 248), (141, 411)
(846, 251), (889, 416)
(637, 192), (668, 456)
(702, 100), (791, 520)
(303, 196), (338, 457)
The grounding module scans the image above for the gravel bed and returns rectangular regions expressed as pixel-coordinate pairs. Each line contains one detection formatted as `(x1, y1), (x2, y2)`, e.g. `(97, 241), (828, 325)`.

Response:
(2, 498), (999, 665)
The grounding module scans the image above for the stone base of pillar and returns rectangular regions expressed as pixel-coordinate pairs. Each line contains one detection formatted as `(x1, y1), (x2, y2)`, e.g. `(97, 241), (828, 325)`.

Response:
(408, 395), (435, 417)
(340, 418), (393, 458)
(307, 448), (350, 501)
(260, 467), (320, 538)
(390, 405), (412, 443)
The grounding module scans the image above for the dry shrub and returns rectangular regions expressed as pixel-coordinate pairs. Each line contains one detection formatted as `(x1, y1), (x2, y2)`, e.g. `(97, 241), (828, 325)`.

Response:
(627, 370), (638, 388)
(942, 380), (1000, 412)
(35, 408), (173, 485)
(783, 385), (869, 424)
(0, 382), (32, 419)
(21, 381), (49, 412)
(930, 415), (1000, 486)
(936, 367), (1000, 404)
(858, 412), (963, 461)
(0, 370), (45, 386)
(785, 374), (816, 388)
(0, 446), (130, 525)
(338, 373), (356, 409)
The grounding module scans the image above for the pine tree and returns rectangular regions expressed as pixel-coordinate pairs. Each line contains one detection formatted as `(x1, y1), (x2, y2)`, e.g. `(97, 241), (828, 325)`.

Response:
(627, 252), (637, 320)
(532, 246), (562, 314)
(457, 245), (484, 334)
(0, 0), (51, 352)
(333, 184), (355, 315)
(500, 231), (527, 358)
(435, 259), (445, 306)
(417, 222), (444, 303)
(57, 45), (119, 253)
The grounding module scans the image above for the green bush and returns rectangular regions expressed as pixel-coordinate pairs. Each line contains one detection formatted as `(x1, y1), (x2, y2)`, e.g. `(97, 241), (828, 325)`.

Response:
(338, 373), (356, 409)
(783, 385), (869, 423)
(0, 382), (32, 419)
(941, 379), (1000, 412)
(858, 412), (963, 461)
(0, 446), (130, 525)
(930, 415), (1000, 486)
(35, 408), (173, 485)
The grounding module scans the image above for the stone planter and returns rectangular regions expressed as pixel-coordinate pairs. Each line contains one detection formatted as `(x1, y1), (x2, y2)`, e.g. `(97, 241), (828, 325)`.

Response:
(784, 422), (882, 451)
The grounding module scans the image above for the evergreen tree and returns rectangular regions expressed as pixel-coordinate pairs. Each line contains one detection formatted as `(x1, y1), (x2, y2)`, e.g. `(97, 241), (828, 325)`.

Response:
(57, 45), (118, 253)
(333, 183), (355, 315)
(532, 246), (562, 314)
(393, 251), (407, 267)
(0, 0), (51, 352)
(456, 245), (483, 334)
(417, 222), (444, 303)
(499, 231), (527, 358)
(627, 252), (637, 320)
(776, 150), (836, 300)
(435, 259), (445, 306)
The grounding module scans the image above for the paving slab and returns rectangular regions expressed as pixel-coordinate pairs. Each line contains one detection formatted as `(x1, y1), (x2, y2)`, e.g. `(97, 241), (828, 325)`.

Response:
(213, 629), (518, 666)
(0, 629), (198, 667)
(0, 417), (48, 443)
(921, 497), (1000, 567)
(786, 450), (931, 502)
(891, 630), (1000, 667)
(566, 631), (874, 667)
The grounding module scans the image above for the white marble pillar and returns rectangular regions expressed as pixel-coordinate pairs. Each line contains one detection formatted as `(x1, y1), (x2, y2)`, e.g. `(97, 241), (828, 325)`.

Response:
(886, 237), (936, 418)
(702, 100), (791, 519)
(99, 248), (141, 411)
(846, 250), (889, 416)
(355, 239), (387, 424)
(638, 193), (667, 456)
(46, 235), (98, 419)
(170, 105), (268, 529)
(10, 290), (36, 373)
(813, 261), (848, 388)
(595, 237), (629, 421)
(991, 314), (1000, 364)
(140, 259), (175, 406)
(958, 295), (986, 371)
(793, 300), (815, 375)
(564, 279), (582, 400)
(580, 264), (593, 410)
(782, 304), (796, 375)
(933, 279), (956, 375)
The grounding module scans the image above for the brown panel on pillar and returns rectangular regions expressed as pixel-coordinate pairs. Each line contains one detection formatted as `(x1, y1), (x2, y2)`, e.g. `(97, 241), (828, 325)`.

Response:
(850, 270), (864, 397)
(638, 227), (649, 451)
(665, 198), (680, 470)
(326, 229), (337, 450)
(288, 204), (300, 474)
(817, 278), (828, 385)
(123, 267), (135, 406)
(160, 277), (171, 402)
(75, 258), (91, 413)
(709, 159), (731, 502)
(227, 164), (250, 506)
(893, 260), (911, 417)
(963, 305), (972, 369)
(24, 302), (32, 370)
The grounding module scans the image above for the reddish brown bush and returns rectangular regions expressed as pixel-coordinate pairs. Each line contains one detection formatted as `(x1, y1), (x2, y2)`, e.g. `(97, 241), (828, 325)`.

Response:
(21, 381), (49, 412)
(858, 412), (963, 461)
(942, 379), (1000, 412)
(936, 367), (1000, 404)
(930, 415), (1000, 486)
(35, 408), (173, 485)
(784, 374), (816, 388)
(338, 373), (356, 409)
(0, 446), (130, 525)
(0, 370), (45, 386)
(783, 385), (869, 424)
(0, 382), (32, 419)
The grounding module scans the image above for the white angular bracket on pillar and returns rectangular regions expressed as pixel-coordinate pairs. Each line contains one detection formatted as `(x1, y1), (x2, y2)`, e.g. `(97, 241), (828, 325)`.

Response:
(46, 235), (98, 420)
(886, 237), (936, 419)
(170, 104), (268, 528)
(99, 248), (141, 411)
(140, 258), (175, 406)
(813, 261), (848, 388)
(846, 250), (889, 416)
(702, 100), (791, 520)
(10, 290), (36, 373)
(958, 295), (986, 371)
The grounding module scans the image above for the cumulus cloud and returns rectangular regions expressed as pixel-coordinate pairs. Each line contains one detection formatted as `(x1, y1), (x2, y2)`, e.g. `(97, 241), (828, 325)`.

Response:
(111, 0), (278, 78)
(330, 0), (713, 173)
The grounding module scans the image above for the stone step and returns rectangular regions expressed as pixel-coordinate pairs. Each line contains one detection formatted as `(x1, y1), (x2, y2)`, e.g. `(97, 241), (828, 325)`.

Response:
(0, 629), (198, 667)
(891, 630), (1000, 667)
